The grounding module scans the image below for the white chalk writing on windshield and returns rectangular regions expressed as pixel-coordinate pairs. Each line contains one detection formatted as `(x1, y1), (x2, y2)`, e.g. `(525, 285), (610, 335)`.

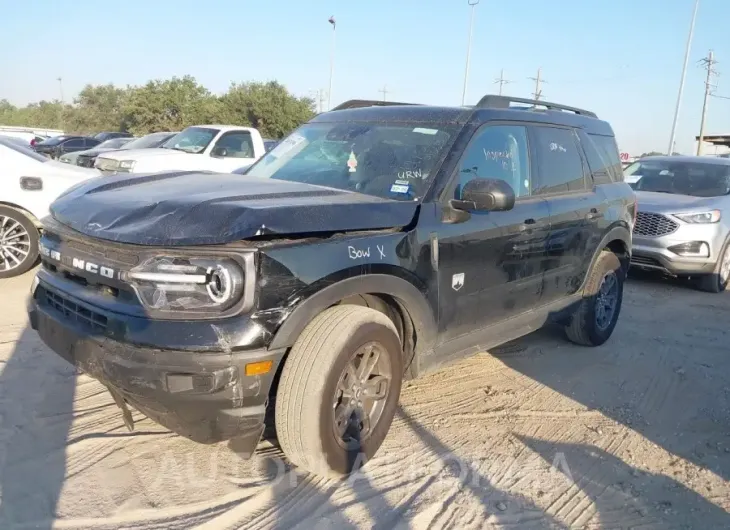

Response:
(397, 169), (424, 180)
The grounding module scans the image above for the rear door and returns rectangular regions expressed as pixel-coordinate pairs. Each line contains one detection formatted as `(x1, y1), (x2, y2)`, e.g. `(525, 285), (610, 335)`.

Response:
(62, 138), (85, 155)
(436, 123), (551, 344)
(529, 125), (604, 304)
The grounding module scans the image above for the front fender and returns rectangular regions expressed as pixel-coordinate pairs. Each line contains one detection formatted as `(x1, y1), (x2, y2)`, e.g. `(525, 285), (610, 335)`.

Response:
(268, 273), (437, 352)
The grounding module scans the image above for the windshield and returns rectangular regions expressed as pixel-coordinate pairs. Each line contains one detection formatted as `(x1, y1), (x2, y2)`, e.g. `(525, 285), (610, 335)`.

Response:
(97, 137), (132, 149)
(627, 159), (730, 197)
(161, 127), (218, 153)
(245, 122), (456, 201)
(124, 132), (174, 150)
(0, 137), (49, 162)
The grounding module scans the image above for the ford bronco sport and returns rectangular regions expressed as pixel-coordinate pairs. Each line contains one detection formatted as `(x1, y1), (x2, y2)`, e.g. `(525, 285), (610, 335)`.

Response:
(29, 95), (635, 478)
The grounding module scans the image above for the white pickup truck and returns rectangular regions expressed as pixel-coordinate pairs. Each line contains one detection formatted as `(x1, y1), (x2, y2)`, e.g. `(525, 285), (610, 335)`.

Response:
(94, 125), (266, 175)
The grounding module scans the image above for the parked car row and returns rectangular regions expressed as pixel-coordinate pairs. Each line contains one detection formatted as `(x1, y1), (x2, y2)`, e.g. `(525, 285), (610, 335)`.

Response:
(0, 136), (98, 277)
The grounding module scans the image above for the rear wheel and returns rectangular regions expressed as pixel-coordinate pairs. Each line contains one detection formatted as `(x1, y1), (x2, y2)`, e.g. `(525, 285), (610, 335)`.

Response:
(696, 241), (730, 293)
(565, 251), (624, 346)
(0, 206), (39, 279)
(275, 305), (403, 478)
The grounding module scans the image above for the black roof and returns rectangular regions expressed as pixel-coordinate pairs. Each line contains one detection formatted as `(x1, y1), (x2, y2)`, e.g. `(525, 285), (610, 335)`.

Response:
(640, 155), (730, 166)
(313, 95), (613, 136)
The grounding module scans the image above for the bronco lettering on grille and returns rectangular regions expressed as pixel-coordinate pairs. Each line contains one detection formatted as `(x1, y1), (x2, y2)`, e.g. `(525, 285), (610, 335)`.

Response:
(40, 244), (118, 279)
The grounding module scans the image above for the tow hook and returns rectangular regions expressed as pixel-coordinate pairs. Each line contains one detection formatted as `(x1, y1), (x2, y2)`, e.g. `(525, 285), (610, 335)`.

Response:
(107, 386), (135, 432)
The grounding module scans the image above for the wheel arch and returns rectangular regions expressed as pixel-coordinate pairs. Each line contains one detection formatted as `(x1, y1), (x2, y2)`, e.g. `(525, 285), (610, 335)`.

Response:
(267, 274), (438, 371)
(0, 202), (41, 227)
(586, 224), (631, 287)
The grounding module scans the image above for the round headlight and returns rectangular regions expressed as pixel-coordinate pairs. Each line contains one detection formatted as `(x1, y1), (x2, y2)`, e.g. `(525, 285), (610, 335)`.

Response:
(206, 265), (234, 304)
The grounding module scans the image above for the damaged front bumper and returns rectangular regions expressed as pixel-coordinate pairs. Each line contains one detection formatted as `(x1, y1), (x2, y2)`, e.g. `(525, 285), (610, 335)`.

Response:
(29, 277), (286, 455)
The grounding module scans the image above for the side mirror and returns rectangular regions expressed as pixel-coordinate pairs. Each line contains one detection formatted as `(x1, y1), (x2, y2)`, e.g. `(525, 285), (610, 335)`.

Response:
(452, 178), (516, 212)
(211, 146), (228, 157)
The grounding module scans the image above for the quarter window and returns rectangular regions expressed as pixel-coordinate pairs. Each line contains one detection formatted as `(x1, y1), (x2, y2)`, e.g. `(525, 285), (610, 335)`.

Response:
(531, 126), (586, 195)
(456, 125), (531, 198)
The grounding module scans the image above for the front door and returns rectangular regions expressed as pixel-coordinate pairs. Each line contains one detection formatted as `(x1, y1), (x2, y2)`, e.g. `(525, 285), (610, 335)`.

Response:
(529, 125), (605, 304)
(436, 124), (550, 345)
(209, 131), (258, 171)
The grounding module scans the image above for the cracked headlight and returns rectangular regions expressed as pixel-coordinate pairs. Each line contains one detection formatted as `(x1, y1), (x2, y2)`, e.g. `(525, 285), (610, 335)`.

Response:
(673, 210), (721, 224)
(124, 257), (244, 313)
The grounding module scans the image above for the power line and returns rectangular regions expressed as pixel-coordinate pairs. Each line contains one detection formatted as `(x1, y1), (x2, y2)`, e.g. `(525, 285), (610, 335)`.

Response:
(494, 69), (512, 96)
(697, 50), (719, 155)
(528, 67), (548, 100)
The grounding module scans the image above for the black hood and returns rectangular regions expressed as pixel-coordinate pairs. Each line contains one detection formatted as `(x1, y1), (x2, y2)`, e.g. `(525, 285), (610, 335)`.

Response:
(49, 171), (419, 246)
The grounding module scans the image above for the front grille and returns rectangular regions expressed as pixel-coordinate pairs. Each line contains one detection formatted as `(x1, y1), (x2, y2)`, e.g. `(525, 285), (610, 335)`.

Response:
(630, 255), (664, 269)
(76, 155), (95, 168)
(45, 289), (108, 332)
(634, 212), (679, 237)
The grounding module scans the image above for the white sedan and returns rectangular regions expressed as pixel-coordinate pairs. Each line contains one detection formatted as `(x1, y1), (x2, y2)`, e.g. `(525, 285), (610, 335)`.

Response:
(0, 137), (99, 278)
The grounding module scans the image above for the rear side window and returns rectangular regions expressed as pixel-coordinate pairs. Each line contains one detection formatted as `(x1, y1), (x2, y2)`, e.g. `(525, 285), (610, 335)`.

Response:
(531, 126), (586, 195)
(64, 138), (85, 148)
(585, 133), (623, 183)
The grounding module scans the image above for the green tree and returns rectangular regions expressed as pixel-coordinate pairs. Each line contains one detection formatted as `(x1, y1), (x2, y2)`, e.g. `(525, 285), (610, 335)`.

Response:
(122, 76), (222, 134)
(66, 84), (130, 133)
(221, 81), (314, 139)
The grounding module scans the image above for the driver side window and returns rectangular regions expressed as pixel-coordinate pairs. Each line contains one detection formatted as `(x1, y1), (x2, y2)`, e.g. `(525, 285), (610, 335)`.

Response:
(213, 132), (255, 158)
(456, 125), (530, 199)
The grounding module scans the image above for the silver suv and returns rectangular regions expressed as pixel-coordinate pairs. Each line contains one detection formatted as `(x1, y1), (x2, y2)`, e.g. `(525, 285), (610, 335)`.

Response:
(625, 155), (730, 292)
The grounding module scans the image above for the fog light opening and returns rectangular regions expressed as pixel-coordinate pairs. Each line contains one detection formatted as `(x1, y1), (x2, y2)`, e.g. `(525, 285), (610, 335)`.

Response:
(667, 241), (710, 257)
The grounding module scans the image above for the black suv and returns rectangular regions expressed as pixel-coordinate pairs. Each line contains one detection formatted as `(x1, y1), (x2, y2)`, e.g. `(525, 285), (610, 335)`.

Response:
(29, 95), (635, 478)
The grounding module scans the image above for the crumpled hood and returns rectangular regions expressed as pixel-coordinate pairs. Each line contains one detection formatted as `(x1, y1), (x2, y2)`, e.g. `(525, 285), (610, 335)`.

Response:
(49, 171), (419, 245)
(635, 191), (720, 212)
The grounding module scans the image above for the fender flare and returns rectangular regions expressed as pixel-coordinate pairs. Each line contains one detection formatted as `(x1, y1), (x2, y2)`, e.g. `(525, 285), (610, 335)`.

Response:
(585, 224), (631, 285)
(268, 274), (437, 351)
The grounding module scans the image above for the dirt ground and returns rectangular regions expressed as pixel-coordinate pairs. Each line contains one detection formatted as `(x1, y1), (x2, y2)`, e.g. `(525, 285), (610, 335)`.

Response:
(1, 269), (729, 529)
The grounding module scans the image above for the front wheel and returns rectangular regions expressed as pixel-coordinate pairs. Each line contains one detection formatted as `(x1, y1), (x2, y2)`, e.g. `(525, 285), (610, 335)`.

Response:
(565, 250), (624, 346)
(696, 241), (730, 293)
(0, 206), (39, 279)
(275, 305), (403, 478)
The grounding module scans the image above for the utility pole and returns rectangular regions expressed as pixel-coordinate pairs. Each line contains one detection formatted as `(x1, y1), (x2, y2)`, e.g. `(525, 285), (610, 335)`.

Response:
(697, 50), (718, 155)
(461, 0), (480, 106)
(378, 85), (390, 102)
(494, 69), (512, 96)
(528, 68), (547, 100)
(327, 16), (336, 111)
(668, 0), (700, 155)
(57, 77), (64, 129)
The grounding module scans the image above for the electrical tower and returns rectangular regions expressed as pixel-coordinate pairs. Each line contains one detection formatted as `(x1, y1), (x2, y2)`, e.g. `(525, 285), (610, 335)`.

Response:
(697, 50), (719, 155)
(494, 69), (512, 96)
(528, 67), (548, 100)
(378, 85), (390, 102)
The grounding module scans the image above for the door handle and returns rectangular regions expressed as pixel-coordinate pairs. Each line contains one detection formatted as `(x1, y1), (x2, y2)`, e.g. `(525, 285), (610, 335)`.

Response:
(586, 208), (603, 220)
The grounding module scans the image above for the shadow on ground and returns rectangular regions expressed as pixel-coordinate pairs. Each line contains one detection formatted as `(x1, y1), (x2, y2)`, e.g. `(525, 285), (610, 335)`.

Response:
(0, 326), (76, 529)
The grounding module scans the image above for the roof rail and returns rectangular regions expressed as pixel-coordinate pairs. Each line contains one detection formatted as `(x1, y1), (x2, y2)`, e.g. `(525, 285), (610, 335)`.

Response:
(475, 95), (597, 118)
(330, 99), (421, 111)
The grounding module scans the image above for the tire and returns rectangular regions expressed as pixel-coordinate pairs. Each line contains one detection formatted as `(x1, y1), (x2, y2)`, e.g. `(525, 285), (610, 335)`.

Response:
(695, 240), (730, 293)
(0, 206), (39, 279)
(565, 250), (624, 346)
(275, 305), (403, 478)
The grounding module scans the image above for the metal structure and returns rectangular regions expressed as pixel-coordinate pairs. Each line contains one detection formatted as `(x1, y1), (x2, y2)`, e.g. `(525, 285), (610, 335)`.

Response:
(668, 0), (700, 155)
(461, 0), (479, 106)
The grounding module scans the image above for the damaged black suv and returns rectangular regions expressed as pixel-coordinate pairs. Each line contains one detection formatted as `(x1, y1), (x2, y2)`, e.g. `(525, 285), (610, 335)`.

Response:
(29, 95), (635, 478)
